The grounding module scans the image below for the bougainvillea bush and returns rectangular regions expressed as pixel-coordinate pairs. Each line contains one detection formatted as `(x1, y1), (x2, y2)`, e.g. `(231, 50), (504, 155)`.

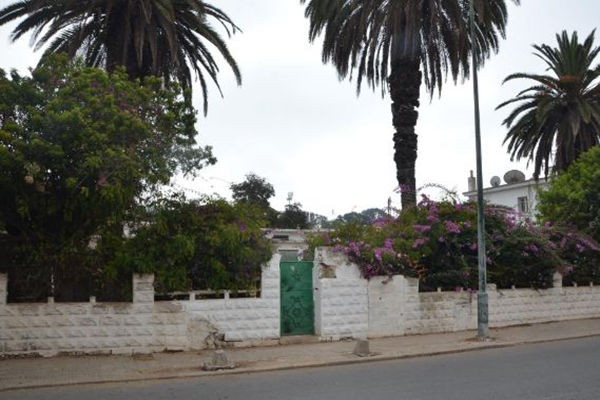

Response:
(307, 196), (600, 291)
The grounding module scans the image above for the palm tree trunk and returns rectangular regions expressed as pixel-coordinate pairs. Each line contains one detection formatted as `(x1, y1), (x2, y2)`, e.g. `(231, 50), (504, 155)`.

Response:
(389, 58), (422, 209)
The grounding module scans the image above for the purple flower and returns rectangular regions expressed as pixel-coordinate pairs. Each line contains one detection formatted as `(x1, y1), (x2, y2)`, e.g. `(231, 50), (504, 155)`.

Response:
(413, 224), (431, 233)
(576, 244), (585, 253)
(438, 237), (446, 243)
(445, 221), (461, 234)
(348, 242), (361, 256)
(470, 243), (477, 251)
(374, 249), (384, 262)
(427, 214), (440, 223)
(412, 237), (430, 249)
(333, 245), (345, 253)
(463, 221), (472, 229)
(384, 238), (394, 249)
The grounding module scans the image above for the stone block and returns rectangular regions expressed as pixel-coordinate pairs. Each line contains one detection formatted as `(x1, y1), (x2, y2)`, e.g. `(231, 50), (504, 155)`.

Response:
(80, 340), (99, 349)
(133, 292), (154, 304)
(154, 302), (182, 313)
(5, 341), (28, 352)
(125, 338), (143, 347)
(134, 282), (154, 292)
(30, 341), (53, 351)
(0, 306), (16, 317)
(41, 329), (63, 339)
(114, 327), (131, 337)
(131, 327), (153, 337)
(59, 305), (88, 315)
(110, 305), (132, 315)
(89, 328), (109, 338)
(91, 305), (111, 315)
(57, 340), (77, 350)
(66, 329), (86, 338)
(75, 317), (97, 327)
(100, 316), (122, 326)
(16, 330), (39, 340)
(7, 319), (28, 329)
(17, 306), (40, 316)
(125, 317), (142, 326)
(131, 304), (154, 314)
(31, 318), (52, 328)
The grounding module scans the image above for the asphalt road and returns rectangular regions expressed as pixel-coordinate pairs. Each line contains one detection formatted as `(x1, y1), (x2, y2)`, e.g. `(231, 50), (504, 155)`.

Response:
(3, 337), (600, 400)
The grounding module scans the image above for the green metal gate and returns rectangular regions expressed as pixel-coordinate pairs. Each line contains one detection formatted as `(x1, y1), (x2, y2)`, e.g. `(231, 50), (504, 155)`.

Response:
(280, 262), (314, 336)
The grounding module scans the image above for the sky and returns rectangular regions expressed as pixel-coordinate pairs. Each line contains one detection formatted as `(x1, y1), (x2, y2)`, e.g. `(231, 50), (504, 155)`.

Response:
(0, 0), (598, 219)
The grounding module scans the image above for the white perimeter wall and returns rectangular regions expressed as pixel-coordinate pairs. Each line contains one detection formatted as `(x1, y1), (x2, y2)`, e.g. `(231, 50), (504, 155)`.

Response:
(3, 247), (600, 357)
(0, 255), (282, 357)
(316, 248), (600, 339)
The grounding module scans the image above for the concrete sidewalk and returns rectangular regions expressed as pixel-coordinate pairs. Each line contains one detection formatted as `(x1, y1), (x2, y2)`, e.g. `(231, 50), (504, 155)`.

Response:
(2, 318), (600, 392)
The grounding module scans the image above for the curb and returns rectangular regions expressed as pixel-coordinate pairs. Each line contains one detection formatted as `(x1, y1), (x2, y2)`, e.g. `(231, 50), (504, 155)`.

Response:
(2, 332), (600, 393)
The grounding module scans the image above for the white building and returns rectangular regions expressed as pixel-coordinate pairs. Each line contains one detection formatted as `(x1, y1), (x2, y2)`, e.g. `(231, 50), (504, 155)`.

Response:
(463, 170), (548, 218)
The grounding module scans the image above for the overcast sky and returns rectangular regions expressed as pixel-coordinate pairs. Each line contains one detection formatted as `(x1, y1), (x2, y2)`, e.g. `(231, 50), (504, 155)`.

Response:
(0, 0), (598, 218)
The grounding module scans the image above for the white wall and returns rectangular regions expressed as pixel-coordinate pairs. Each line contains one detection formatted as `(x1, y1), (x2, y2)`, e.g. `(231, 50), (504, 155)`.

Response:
(3, 249), (600, 358)
(182, 254), (280, 345)
(314, 248), (368, 340)
(316, 249), (600, 338)
(0, 256), (282, 357)
(0, 274), (187, 357)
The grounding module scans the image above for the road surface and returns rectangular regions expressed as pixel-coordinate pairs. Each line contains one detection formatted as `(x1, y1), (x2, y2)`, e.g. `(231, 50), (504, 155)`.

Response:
(3, 336), (600, 400)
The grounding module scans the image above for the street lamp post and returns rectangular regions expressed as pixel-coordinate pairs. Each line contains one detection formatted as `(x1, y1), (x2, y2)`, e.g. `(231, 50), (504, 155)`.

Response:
(469, 0), (489, 340)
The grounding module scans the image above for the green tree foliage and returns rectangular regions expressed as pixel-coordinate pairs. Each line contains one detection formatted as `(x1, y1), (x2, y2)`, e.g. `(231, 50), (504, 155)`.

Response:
(327, 208), (388, 228)
(0, 0), (241, 114)
(497, 31), (600, 178)
(230, 173), (278, 227)
(231, 173), (275, 209)
(538, 147), (600, 242)
(301, 0), (518, 208)
(0, 55), (214, 299)
(275, 203), (310, 229)
(108, 196), (272, 293)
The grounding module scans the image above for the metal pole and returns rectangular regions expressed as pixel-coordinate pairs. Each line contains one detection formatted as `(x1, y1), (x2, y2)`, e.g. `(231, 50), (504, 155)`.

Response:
(470, 0), (489, 340)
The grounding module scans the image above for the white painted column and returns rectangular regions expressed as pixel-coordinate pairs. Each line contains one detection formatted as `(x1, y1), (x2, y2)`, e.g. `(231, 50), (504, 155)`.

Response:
(0, 273), (7, 305)
(133, 274), (155, 304)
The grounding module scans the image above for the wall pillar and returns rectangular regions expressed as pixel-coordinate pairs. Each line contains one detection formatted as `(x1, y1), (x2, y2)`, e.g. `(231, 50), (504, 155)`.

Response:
(553, 272), (563, 288)
(0, 273), (7, 305)
(133, 274), (155, 304)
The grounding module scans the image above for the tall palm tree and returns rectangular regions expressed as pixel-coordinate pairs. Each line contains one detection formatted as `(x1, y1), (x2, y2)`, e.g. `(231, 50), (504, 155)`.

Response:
(497, 31), (600, 178)
(301, 0), (519, 208)
(0, 0), (241, 114)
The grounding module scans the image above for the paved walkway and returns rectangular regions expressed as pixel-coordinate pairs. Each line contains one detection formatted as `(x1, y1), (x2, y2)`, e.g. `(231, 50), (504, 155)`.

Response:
(2, 318), (600, 392)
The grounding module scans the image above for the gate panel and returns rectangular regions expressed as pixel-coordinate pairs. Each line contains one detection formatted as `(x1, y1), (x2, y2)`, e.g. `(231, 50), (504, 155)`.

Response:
(280, 262), (314, 336)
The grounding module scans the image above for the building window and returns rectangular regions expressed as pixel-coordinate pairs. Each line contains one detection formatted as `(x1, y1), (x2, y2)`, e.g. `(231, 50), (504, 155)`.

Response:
(517, 196), (529, 213)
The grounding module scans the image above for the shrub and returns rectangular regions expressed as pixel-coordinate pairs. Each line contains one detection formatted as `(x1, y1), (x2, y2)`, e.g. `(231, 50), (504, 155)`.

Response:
(308, 196), (600, 290)
(0, 55), (214, 300)
(538, 147), (600, 243)
(106, 196), (273, 293)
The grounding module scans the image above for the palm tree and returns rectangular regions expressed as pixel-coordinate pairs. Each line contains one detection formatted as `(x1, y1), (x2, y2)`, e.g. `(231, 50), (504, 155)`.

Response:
(301, 0), (519, 208)
(497, 31), (600, 178)
(0, 0), (241, 114)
